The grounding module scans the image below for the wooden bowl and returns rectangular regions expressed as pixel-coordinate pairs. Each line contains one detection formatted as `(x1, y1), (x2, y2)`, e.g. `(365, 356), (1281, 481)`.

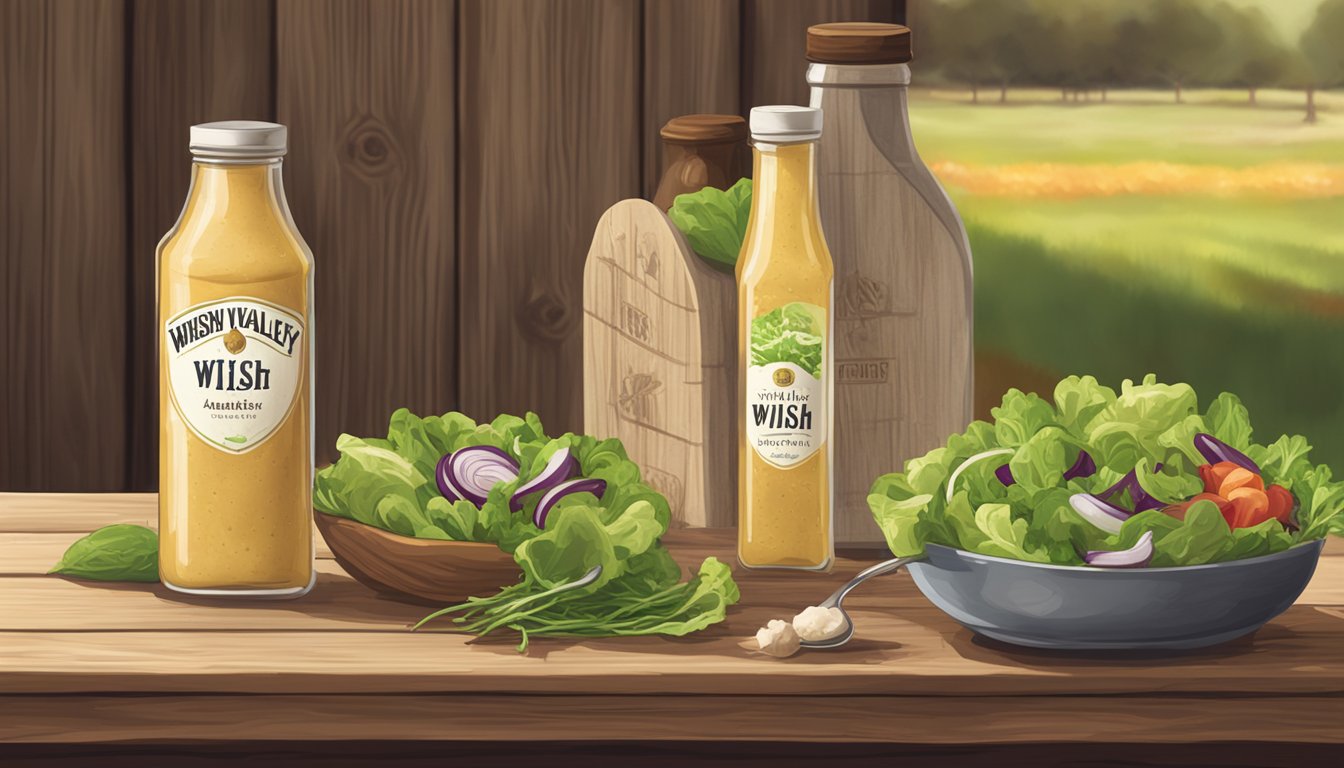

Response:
(314, 511), (521, 605)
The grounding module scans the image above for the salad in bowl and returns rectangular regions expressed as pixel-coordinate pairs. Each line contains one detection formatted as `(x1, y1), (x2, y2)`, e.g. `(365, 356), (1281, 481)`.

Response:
(866, 375), (1343, 649)
(869, 374), (1343, 569)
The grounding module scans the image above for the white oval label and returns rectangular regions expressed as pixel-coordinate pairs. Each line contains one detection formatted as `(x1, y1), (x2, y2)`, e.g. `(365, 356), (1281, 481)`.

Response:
(746, 362), (825, 468)
(164, 297), (304, 454)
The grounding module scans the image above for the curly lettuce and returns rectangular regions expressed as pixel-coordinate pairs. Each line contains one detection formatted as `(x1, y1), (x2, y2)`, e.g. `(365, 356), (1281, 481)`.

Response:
(869, 374), (1344, 567)
(314, 408), (739, 650)
(667, 178), (752, 273)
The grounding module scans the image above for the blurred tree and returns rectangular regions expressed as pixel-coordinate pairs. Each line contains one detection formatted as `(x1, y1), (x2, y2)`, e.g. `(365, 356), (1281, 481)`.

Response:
(1128, 0), (1223, 103)
(932, 0), (996, 102)
(982, 1), (1051, 103)
(1215, 3), (1292, 105)
(1051, 0), (1125, 102)
(1299, 0), (1344, 123)
(913, 0), (1313, 109)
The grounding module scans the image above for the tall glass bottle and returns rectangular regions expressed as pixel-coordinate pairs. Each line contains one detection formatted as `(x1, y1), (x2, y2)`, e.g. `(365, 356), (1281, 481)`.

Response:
(157, 121), (315, 597)
(737, 106), (834, 571)
(807, 23), (974, 548)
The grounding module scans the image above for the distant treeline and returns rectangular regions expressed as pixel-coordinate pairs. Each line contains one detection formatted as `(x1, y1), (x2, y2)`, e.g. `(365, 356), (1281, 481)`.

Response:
(914, 0), (1344, 121)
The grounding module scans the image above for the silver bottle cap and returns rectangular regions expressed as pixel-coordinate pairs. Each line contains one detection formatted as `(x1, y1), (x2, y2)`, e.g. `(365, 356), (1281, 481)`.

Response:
(190, 121), (287, 160)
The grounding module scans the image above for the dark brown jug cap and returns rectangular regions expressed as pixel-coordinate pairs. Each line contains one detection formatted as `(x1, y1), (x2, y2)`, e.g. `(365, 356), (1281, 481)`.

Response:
(660, 114), (749, 145)
(806, 22), (912, 65)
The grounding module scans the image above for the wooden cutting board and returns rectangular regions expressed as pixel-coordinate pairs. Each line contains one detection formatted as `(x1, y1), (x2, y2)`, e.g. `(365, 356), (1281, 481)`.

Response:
(583, 199), (737, 527)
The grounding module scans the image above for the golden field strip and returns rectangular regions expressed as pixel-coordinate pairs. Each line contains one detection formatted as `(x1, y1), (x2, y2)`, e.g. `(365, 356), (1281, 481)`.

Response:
(929, 161), (1344, 198)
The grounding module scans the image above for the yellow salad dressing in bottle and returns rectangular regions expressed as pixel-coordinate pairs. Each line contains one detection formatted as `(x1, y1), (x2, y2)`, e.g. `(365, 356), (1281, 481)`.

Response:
(737, 106), (834, 571)
(157, 121), (314, 597)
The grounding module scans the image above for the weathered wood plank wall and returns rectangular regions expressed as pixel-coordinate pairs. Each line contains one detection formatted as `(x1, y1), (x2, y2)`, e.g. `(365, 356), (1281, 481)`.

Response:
(278, 0), (459, 462)
(128, 0), (275, 490)
(0, 0), (905, 491)
(2, 0), (128, 491)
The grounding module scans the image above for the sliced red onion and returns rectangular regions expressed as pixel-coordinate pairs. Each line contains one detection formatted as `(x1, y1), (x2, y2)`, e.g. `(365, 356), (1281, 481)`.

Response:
(435, 453), (461, 502)
(1098, 462), (1164, 509)
(1063, 450), (1097, 481)
(1068, 493), (1131, 534)
(1133, 494), (1166, 513)
(1193, 433), (1261, 475)
(946, 448), (1015, 502)
(438, 446), (519, 507)
(534, 477), (607, 529)
(996, 449), (1094, 489)
(510, 446), (578, 511)
(1085, 531), (1155, 568)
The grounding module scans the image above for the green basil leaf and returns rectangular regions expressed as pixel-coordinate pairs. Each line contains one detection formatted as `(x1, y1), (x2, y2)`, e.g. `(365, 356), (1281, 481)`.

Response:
(50, 524), (159, 582)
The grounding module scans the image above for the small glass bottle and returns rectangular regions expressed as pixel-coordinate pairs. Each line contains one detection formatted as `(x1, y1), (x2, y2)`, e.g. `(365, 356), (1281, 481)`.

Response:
(652, 114), (751, 211)
(737, 106), (835, 571)
(157, 121), (315, 597)
(807, 23), (975, 548)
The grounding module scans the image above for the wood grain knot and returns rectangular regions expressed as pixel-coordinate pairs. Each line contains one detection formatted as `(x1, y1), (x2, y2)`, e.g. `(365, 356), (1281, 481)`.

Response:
(517, 288), (574, 343)
(340, 114), (402, 182)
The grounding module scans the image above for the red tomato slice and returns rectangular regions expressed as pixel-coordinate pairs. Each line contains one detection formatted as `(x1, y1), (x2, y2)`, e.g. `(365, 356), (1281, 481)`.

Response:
(1225, 487), (1271, 528)
(1266, 485), (1295, 526)
(1219, 467), (1265, 497)
(1204, 462), (1241, 494)
(1167, 492), (1230, 521)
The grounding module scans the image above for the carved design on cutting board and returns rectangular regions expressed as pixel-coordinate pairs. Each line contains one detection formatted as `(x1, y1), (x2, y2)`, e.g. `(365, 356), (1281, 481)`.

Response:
(618, 369), (663, 426)
(619, 301), (653, 345)
(838, 272), (889, 319)
(837, 271), (902, 348)
(636, 232), (661, 282)
(642, 465), (685, 514)
(836, 358), (891, 385)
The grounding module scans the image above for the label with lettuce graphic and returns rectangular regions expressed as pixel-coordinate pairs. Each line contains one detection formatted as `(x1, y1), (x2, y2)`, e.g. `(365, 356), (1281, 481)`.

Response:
(746, 302), (827, 468)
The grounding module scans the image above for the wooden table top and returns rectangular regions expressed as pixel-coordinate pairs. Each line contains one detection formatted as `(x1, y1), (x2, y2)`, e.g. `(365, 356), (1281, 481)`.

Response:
(3, 492), (1344, 750)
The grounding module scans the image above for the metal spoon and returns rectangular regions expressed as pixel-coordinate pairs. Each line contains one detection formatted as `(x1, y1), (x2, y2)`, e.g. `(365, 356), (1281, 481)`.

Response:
(799, 556), (921, 649)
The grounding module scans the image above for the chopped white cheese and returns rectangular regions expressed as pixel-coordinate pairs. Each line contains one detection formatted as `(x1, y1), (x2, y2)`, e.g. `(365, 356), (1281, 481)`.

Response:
(792, 605), (845, 642)
(754, 618), (801, 658)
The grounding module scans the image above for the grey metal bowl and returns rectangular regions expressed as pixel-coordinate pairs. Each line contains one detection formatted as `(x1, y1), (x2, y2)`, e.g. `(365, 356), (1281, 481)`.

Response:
(906, 539), (1325, 650)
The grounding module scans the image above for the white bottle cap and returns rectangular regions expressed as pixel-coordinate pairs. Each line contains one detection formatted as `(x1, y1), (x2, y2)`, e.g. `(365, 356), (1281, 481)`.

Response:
(749, 106), (823, 143)
(189, 121), (288, 159)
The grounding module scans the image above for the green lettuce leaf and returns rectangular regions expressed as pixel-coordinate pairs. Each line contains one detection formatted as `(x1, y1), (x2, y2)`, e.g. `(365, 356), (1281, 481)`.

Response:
(1135, 458), (1202, 505)
(868, 491), (935, 557)
(1251, 434), (1314, 490)
(50, 524), (159, 583)
(667, 178), (752, 273)
(1008, 425), (1071, 494)
(1084, 374), (1199, 472)
(1203, 392), (1254, 450)
(993, 389), (1058, 447)
(1053, 375), (1116, 436)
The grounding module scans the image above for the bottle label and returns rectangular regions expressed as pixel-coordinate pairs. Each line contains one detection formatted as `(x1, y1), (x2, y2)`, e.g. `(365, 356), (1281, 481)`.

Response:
(746, 302), (827, 469)
(164, 297), (305, 454)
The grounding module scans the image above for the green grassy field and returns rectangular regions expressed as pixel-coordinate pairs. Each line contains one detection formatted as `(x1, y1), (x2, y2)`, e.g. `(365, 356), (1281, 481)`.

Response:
(914, 88), (1344, 165)
(907, 89), (1344, 468)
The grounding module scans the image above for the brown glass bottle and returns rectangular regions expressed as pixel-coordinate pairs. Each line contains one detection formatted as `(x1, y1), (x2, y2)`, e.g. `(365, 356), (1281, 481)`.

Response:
(652, 114), (751, 211)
